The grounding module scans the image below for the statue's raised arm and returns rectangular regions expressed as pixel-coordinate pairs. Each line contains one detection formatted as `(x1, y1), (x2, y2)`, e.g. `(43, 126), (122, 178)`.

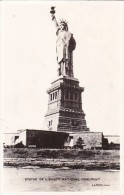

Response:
(51, 15), (59, 30)
(50, 7), (76, 77)
(50, 7), (59, 31)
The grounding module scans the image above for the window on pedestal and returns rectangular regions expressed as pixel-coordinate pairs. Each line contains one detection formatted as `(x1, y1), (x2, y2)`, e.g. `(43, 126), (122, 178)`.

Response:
(55, 91), (57, 99)
(50, 94), (52, 101)
(50, 92), (58, 101)
(48, 120), (52, 127)
(53, 93), (54, 100)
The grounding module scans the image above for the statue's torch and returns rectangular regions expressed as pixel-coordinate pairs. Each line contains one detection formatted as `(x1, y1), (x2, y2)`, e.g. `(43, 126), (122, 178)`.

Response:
(50, 6), (56, 20)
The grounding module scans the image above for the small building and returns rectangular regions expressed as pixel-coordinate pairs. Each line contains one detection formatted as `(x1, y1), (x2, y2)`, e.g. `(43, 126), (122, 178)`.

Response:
(14, 129), (70, 148)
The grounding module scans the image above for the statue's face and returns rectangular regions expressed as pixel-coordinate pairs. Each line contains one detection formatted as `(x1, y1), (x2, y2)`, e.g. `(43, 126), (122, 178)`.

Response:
(60, 23), (66, 30)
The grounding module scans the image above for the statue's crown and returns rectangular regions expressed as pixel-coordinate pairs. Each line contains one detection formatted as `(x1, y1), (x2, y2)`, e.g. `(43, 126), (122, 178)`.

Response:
(59, 19), (68, 25)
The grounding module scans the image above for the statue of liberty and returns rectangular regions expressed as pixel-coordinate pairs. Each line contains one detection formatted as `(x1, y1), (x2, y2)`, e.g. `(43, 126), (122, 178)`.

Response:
(50, 7), (76, 77)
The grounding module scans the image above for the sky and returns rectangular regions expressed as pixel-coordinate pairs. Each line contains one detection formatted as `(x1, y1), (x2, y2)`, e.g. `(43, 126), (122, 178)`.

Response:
(1, 1), (123, 135)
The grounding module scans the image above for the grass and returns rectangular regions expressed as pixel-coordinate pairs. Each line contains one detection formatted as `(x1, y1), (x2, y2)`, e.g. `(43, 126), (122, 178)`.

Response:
(4, 148), (120, 161)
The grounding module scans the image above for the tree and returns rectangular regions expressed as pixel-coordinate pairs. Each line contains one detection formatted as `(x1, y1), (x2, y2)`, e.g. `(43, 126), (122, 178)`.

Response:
(74, 137), (85, 149)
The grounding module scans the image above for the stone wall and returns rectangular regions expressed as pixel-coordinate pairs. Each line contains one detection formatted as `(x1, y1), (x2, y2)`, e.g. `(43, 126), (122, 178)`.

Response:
(15, 129), (107, 149)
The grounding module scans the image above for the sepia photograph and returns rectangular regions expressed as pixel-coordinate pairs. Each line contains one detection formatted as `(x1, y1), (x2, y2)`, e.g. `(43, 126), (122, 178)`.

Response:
(0, 0), (124, 193)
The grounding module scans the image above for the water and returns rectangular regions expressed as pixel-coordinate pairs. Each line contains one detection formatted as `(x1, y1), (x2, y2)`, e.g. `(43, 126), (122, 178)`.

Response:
(3, 167), (120, 191)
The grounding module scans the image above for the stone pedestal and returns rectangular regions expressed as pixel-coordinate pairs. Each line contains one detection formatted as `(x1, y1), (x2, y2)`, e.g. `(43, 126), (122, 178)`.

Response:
(45, 76), (89, 133)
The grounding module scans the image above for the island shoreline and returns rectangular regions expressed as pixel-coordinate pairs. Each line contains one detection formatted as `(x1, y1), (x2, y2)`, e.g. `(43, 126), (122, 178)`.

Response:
(3, 149), (120, 170)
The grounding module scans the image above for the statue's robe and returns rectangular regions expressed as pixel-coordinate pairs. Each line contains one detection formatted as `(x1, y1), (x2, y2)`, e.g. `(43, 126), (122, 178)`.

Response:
(56, 30), (76, 65)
